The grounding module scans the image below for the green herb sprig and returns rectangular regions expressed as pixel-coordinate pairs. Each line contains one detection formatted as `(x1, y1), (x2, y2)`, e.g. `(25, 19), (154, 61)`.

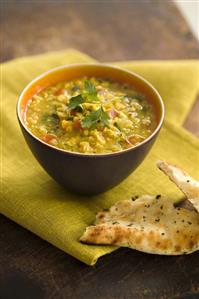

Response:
(41, 113), (60, 132)
(83, 80), (99, 102)
(68, 80), (109, 129)
(114, 122), (122, 131)
(81, 107), (110, 129)
(68, 95), (84, 110)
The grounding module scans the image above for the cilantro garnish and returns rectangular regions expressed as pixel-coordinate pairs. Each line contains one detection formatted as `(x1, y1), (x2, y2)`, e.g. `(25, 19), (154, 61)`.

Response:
(114, 122), (122, 131)
(68, 80), (99, 111)
(68, 95), (84, 110)
(83, 80), (99, 102)
(67, 81), (108, 129)
(41, 113), (60, 132)
(81, 107), (110, 129)
(85, 80), (97, 94)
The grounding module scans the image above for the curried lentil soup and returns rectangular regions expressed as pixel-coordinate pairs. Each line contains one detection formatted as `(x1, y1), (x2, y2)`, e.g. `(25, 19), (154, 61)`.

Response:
(25, 77), (157, 154)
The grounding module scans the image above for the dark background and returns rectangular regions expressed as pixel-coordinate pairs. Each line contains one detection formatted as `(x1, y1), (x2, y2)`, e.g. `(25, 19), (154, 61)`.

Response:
(1, 0), (199, 62)
(1, 1), (199, 299)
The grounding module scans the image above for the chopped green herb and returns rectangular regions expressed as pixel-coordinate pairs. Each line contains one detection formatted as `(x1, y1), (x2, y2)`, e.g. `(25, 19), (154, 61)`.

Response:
(114, 122), (122, 131)
(81, 107), (110, 129)
(85, 80), (97, 95)
(72, 85), (80, 92)
(68, 95), (84, 110)
(83, 80), (99, 102)
(66, 116), (74, 121)
(74, 105), (83, 113)
(41, 113), (60, 132)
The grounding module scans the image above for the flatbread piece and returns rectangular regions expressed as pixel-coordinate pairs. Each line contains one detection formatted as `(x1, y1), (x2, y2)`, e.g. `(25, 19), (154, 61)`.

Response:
(157, 160), (199, 212)
(80, 162), (199, 255)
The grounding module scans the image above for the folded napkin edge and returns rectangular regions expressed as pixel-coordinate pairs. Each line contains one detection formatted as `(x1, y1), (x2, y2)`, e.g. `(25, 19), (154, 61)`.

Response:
(1, 48), (97, 66)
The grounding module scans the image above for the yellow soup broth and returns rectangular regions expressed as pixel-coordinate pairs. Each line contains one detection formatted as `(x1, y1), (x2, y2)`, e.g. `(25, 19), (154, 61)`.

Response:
(26, 77), (157, 154)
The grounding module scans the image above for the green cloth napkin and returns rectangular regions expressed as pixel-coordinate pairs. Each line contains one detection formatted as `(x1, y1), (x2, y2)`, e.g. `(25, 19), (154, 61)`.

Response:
(1, 49), (199, 265)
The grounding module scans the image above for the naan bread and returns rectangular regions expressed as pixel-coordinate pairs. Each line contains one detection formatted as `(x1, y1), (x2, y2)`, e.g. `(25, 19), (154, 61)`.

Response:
(80, 162), (199, 255)
(80, 195), (199, 255)
(157, 161), (199, 212)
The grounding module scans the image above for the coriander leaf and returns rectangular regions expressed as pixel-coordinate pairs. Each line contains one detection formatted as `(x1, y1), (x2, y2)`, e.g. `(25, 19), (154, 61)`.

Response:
(85, 80), (97, 95)
(100, 107), (110, 127)
(66, 116), (74, 121)
(81, 107), (110, 129)
(114, 122), (122, 131)
(41, 113), (60, 132)
(83, 80), (99, 102)
(68, 95), (84, 110)
(72, 85), (80, 92)
(75, 105), (83, 113)
(81, 109), (101, 129)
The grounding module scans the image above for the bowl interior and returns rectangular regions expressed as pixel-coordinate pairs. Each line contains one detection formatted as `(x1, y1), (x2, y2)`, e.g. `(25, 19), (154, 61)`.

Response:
(18, 64), (164, 128)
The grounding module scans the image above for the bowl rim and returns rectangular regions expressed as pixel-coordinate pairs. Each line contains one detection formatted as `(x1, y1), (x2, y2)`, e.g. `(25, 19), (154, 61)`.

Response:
(17, 62), (165, 158)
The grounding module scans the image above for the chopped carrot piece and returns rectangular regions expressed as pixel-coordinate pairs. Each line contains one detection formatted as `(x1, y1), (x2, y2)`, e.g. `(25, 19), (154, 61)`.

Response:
(54, 88), (65, 96)
(42, 134), (57, 143)
(72, 120), (83, 131)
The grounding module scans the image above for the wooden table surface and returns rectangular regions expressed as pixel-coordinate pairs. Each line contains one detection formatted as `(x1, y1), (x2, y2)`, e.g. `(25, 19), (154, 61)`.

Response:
(1, 1), (199, 299)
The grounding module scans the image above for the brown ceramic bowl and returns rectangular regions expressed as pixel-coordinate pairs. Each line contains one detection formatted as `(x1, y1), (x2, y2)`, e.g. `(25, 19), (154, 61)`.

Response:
(17, 64), (164, 195)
